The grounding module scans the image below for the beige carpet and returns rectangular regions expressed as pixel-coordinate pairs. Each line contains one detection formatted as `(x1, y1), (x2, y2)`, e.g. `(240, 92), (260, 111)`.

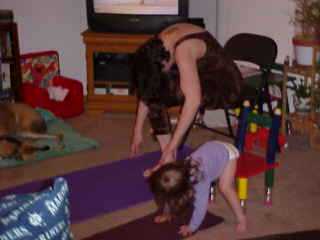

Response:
(0, 111), (319, 240)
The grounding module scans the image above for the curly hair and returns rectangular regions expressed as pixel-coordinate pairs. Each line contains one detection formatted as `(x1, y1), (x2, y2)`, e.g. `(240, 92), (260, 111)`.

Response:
(131, 37), (179, 104)
(148, 158), (202, 216)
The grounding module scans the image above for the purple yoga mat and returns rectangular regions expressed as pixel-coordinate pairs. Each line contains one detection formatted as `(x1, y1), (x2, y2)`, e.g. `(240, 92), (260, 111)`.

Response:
(0, 146), (192, 223)
(84, 212), (224, 240)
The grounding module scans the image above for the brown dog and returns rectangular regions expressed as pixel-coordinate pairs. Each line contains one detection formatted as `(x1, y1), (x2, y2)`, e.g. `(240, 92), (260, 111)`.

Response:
(0, 102), (63, 161)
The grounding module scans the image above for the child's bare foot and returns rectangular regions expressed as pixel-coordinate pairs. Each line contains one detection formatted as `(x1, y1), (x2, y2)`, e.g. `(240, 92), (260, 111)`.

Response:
(236, 217), (247, 233)
(154, 214), (172, 223)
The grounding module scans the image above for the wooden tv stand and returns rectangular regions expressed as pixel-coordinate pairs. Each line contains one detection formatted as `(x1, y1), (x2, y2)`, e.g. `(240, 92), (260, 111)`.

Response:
(82, 30), (153, 114)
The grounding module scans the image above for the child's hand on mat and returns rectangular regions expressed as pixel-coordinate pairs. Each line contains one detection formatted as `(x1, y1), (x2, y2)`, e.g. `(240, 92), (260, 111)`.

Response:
(178, 225), (193, 237)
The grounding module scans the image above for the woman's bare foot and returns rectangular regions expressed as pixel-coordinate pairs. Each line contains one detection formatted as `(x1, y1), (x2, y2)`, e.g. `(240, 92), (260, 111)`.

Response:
(236, 217), (247, 233)
(154, 214), (172, 224)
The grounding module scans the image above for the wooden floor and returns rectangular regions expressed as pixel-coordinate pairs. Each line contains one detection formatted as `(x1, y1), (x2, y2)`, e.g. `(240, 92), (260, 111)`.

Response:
(1, 112), (320, 239)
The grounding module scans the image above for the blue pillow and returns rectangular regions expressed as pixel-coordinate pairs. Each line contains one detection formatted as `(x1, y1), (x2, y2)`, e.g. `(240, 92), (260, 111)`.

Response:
(0, 177), (73, 240)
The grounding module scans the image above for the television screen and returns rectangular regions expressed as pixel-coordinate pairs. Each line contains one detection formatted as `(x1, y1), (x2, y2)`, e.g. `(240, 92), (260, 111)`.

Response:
(87, 0), (190, 33)
(94, 0), (179, 15)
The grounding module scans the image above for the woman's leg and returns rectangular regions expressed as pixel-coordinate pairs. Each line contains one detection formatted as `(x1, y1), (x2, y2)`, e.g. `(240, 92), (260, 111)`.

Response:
(148, 103), (172, 136)
(218, 159), (247, 233)
(143, 104), (174, 177)
(151, 105), (197, 158)
(148, 103), (174, 151)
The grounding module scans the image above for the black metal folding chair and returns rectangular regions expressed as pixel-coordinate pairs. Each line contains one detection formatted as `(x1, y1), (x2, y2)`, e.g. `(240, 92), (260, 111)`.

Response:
(195, 33), (278, 138)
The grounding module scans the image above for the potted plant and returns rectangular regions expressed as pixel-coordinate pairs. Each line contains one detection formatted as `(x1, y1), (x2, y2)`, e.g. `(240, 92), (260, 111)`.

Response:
(291, 0), (320, 66)
(288, 78), (312, 113)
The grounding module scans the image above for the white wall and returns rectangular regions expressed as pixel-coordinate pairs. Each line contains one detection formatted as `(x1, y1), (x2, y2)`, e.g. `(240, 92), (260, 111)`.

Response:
(203, 0), (296, 127)
(1, 0), (218, 95)
(189, 0), (217, 35)
(1, 0), (296, 98)
(1, 0), (87, 92)
(217, 0), (296, 63)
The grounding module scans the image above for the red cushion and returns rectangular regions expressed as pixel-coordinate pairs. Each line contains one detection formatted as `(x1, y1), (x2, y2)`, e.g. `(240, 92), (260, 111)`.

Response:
(20, 76), (84, 119)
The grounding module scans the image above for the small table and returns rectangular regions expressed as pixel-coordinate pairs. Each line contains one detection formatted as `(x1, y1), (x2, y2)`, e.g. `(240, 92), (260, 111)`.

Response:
(281, 62), (318, 135)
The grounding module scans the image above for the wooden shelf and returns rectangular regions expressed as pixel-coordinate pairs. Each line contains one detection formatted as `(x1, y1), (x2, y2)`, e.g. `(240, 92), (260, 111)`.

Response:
(281, 60), (319, 135)
(81, 30), (153, 114)
(0, 22), (22, 101)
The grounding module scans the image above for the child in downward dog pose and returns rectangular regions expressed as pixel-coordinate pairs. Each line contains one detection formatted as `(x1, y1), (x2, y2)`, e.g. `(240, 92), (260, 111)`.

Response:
(148, 140), (247, 237)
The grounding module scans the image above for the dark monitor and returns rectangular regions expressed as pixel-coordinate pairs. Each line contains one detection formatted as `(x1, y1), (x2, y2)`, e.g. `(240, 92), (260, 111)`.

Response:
(86, 0), (190, 34)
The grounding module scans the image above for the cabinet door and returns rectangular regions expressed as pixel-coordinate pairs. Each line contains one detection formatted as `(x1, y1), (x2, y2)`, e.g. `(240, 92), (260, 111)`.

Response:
(93, 52), (134, 96)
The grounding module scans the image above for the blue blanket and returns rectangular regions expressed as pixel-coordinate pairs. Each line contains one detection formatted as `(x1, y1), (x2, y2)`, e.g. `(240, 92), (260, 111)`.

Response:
(0, 109), (99, 168)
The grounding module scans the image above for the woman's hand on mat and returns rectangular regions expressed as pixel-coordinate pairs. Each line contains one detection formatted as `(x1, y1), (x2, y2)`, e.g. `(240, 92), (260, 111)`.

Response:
(143, 164), (162, 178)
(143, 148), (176, 178)
(143, 146), (176, 178)
(143, 168), (153, 178)
(179, 225), (193, 237)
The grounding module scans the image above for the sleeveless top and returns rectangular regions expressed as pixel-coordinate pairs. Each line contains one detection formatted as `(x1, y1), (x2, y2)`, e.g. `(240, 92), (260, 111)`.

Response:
(188, 140), (239, 231)
(164, 31), (244, 109)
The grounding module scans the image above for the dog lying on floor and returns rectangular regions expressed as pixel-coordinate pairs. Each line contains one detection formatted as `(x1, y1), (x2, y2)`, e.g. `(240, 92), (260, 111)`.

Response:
(0, 102), (64, 161)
